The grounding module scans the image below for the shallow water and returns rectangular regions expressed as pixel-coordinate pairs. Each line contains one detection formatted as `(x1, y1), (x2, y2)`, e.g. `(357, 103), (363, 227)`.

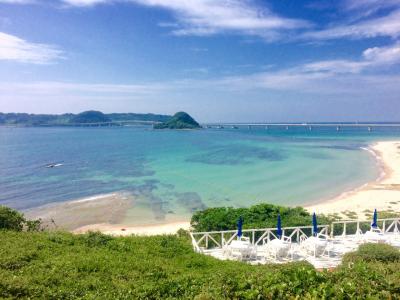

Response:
(1, 126), (399, 224)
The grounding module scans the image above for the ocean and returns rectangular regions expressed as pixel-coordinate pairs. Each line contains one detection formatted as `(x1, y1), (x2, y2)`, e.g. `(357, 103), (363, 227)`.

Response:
(1, 125), (399, 224)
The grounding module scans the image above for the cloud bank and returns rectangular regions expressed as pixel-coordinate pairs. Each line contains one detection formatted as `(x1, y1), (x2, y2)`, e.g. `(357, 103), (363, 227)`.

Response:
(0, 32), (63, 64)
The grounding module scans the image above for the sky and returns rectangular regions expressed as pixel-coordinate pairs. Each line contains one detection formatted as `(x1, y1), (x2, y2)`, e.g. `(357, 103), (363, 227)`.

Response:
(0, 0), (400, 122)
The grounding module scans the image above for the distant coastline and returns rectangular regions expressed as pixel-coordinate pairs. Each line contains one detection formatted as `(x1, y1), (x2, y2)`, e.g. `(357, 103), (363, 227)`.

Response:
(0, 111), (171, 127)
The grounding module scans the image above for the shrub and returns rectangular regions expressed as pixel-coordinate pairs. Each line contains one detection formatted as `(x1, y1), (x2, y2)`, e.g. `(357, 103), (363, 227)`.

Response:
(343, 243), (400, 263)
(191, 203), (333, 232)
(80, 231), (113, 247)
(0, 206), (42, 232)
(0, 206), (26, 231)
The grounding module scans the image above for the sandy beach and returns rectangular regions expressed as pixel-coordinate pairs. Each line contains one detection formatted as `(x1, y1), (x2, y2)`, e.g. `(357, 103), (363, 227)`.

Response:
(25, 192), (191, 235)
(306, 141), (400, 219)
(24, 192), (135, 231)
(73, 221), (191, 236)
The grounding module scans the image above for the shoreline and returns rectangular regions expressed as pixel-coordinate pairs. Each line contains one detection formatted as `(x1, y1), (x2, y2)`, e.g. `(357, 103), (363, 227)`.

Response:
(303, 144), (384, 208)
(24, 192), (191, 235)
(73, 221), (191, 236)
(305, 140), (400, 219)
(24, 140), (400, 235)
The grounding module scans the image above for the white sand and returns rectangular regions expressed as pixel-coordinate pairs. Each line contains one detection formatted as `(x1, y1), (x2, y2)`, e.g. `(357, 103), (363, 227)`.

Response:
(25, 191), (191, 236)
(24, 192), (133, 231)
(306, 141), (400, 219)
(73, 221), (191, 236)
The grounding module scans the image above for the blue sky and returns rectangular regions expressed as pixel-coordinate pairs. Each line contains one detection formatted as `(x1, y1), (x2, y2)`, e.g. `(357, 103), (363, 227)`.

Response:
(1, 0), (400, 122)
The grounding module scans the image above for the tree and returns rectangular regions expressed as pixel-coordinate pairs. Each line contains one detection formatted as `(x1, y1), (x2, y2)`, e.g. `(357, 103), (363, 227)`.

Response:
(0, 206), (26, 231)
(0, 206), (42, 231)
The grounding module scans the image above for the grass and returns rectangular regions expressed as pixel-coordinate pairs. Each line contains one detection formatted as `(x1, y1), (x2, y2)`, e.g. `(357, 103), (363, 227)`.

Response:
(1, 230), (400, 299)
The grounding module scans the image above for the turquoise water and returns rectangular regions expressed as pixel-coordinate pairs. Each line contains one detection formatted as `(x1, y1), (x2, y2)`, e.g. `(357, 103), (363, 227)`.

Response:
(1, 126), (399, 223)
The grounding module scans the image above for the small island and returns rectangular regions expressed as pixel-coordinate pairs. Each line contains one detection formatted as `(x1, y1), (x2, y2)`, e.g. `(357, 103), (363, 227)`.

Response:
(154, 112), (201, 129)
(70, 111), (111, 124)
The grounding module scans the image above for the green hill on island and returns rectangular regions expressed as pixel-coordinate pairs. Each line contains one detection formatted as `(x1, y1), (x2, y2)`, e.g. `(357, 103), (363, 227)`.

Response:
(154, 112), (200, 129)
(70, 111), (111, 123)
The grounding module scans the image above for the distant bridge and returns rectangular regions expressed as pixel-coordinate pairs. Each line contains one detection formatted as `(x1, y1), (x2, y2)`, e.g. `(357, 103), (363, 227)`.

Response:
(200, 123), (400, 131)
(37, 121), (400, 130)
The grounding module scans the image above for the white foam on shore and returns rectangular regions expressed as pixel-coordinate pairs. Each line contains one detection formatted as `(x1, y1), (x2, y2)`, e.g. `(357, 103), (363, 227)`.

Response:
(70, 193), (118, 204)
(304, 145), (382, 207)
(360, 146), (386, 181)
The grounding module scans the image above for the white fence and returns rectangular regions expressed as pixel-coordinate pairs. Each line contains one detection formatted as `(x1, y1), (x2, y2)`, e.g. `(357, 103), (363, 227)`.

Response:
(190, 225), (329, 253)
(331, 218), (400, 237)
(190, 218), (400, 253)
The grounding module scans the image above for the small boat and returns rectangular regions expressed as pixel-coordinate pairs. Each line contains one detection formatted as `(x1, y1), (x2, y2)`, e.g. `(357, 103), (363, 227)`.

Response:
(45, 163), (63, 168)
(231, 126), (238, 129)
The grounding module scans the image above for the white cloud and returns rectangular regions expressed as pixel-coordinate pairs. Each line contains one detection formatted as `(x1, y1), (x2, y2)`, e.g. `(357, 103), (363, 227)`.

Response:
(61, 0), (310, 39)
(296, 43), (400, 75)
(0, 0), (34, 3)
(304, 9), (400, 40)
(210, 43), (400, 94)
(363, 43), (400, 64)
(61, 0), (108, 7)
(0, 81), (169, 94)
(0, 32), (63, 64)
(2, 43), (399, 97)
(342, 0), (400, 15)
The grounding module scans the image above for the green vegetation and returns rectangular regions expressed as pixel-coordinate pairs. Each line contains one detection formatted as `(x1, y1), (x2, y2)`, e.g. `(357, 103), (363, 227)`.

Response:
(1, 206), (400, 298)
(0, 111), (170, 126)
(1, 230), (400, 299)
(191, 203), (332, 232)
(0, 206), (41, 232)
(0, 206), (25, 231)
(69, 110), (111, 123)
(154, 112), (200, 129)
(343, 243), (400, 264)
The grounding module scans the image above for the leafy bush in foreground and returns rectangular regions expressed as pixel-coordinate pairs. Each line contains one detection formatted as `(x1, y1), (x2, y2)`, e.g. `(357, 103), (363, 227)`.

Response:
(0, 206), (41, 232)
(1, 231), (400, 299)
(191, 203), (333, 232)
(343, 243), (400, 264)
(0, 206), (26, 231)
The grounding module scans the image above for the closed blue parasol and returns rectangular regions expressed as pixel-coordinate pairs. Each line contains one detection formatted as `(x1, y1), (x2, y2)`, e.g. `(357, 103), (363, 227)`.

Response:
(277, 214), (282, 239)
(312, 212), (318, 236)
(237, 216), (243, 238)
(371, 209), (378, 228)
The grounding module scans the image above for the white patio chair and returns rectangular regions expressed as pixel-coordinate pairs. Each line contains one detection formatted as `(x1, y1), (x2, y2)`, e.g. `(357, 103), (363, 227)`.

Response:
(261, 236), (292, 262)
(226, 238), (256, 261)
(363, 227), (388, 244)
(299, 233), (329, 258)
